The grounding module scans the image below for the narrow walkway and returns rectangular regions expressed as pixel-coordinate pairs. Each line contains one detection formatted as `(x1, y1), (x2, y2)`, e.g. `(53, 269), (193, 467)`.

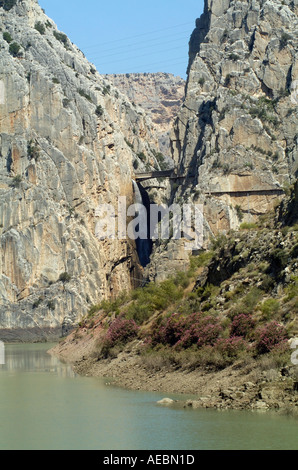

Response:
(205, 189), (284, 196)
(134, 170), (175, 181)
(134, 170), (284, 197)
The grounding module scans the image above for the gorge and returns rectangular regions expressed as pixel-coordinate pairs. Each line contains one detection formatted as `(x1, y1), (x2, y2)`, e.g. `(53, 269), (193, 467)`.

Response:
(0, 0), (298, 417)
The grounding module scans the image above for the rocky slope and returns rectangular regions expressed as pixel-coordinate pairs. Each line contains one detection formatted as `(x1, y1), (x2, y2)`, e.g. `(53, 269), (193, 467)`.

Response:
(0, 0), (162, 341)
(50, 186), (298, 413)
(106, 73), (185, 159)
(171, 0), (298, 237)
(49, 0), (298, 414)
(145, 0), (298, 283)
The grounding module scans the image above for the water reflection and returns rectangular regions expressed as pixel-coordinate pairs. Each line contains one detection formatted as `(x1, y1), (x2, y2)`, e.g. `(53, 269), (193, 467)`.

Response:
(1, 343), (76, 378)
(0, 343), (297, 450)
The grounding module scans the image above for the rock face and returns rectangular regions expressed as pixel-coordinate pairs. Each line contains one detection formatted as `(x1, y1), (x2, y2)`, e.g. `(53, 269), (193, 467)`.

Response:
(0, 0), (162, 340)
(106, 73), (185, 159)
(171, 0), (298, 241)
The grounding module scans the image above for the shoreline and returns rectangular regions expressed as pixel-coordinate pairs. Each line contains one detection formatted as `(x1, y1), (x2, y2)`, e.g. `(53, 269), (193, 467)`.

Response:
(49, 335), (298, 416)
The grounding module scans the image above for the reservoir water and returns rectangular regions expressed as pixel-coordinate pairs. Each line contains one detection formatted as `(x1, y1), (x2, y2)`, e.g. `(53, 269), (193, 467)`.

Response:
(0, 343), (297, 450)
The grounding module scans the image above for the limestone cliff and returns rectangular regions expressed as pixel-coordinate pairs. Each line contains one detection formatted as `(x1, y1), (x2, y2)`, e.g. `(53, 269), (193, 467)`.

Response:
(106, 73), (185, 159)
(0, 0), (161, 340)
(171, 0), (298, 238)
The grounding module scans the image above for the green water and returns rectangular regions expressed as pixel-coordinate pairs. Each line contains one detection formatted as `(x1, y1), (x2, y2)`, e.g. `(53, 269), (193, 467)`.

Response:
(0, 343), (297, 450)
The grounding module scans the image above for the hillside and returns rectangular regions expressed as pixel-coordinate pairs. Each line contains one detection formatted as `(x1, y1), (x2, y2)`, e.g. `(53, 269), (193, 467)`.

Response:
(51, 0), (298, 413)
(51, 183), (298, 413)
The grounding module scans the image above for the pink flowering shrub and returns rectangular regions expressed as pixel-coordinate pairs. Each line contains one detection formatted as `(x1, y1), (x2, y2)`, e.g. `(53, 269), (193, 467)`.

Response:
(151, 312), (222, 350)
(102, 316), (139, 353)
(215, 336), (248, 358)
(230, 313), (255, 338)
(255, 321), (288, 354)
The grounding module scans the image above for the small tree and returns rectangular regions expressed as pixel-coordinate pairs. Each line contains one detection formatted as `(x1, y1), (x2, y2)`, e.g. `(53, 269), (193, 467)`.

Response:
(95, 105), (103, 117)
(3, 31), (12, 43)
(59, 272), (71, 283)
(35, 21), (46, 35)
(9, 42), (21, 57)
(0, 0), (17, 11)
(279, 32), (291, 50)
(12, 174), (22, 187)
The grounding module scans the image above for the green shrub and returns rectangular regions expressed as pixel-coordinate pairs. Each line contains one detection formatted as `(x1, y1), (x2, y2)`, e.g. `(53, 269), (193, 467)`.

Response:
(126, 279), (184, 325)
(279, 32), (291, 49)
(137, 152), (146, 162)
(95, 105), (104, 117)
(53, 30), (68, 47)
(27, 140), (40, 160)
(0, 0), (17, 11)
(3, 31), (12, 43)
(284, 276), (298, 301)
(35, 21), (45, 35)
(32, 297), (43, 309)
(47, 300), (55, 311)
(240, 222), (258, 230)
(260, 299), (280, 319)
(243, 287), (263, 310)
(173, 271), (191, 289)
(260, 275), (275, 292)
(271, 248), (288, 270)
(98, 292), (128, 316)
(229, 53), (240, 61)
(210, 233), (228, 250)
(59, 272), (71, 283)
(190, 250), (214, 274)
(63, 98), (70, 108)
(154, 152), (169, 170)
(12, 174), (22, 186)
(78, 88), (92, 102)
(224, 74), (231, 87)
(9, 42), (21, 57)
(235, 205), (244, 221)
(102, 85), (111, 95)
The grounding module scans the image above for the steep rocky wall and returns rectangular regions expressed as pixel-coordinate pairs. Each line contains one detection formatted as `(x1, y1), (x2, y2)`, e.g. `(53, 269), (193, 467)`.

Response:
(106, 73), (185, 159)
(0, 0), (161, 340)
(171, 0), (298, 238)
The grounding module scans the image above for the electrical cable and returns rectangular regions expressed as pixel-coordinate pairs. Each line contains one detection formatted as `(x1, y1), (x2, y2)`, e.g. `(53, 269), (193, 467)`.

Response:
(90, 45), (187, 67)
(80, 21), (194, 50)
(87, 33), (190, 61)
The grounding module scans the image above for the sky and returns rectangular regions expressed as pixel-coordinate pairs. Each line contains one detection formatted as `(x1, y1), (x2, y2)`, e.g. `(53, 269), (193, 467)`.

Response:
(38, 0), (205, 79)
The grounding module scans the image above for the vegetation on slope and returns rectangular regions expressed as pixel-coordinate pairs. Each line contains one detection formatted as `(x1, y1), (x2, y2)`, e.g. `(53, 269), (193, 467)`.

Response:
(73, 188), (298, 375)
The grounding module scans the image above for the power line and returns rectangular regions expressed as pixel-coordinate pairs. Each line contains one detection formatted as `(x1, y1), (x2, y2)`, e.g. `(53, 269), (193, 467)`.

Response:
(83, 28), (192, 55)
(91, 45), (187, 67)
(86, 33), (190, 61)
(80, 21), (194, 50)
